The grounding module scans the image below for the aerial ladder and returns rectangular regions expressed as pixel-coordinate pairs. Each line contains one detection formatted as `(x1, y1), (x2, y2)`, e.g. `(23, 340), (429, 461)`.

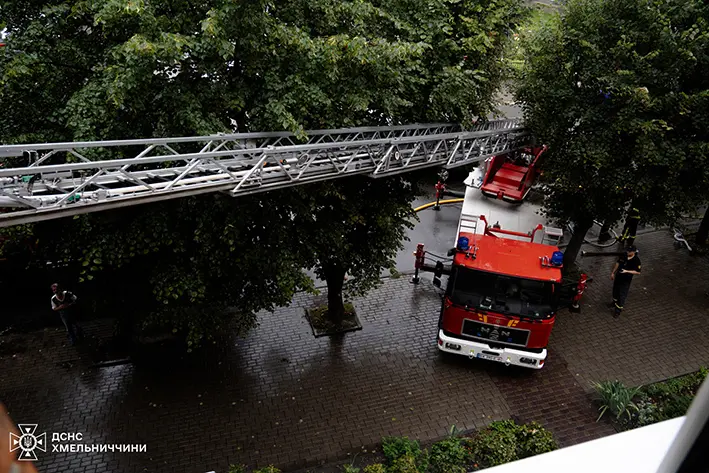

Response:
(0, 119), (529, 228)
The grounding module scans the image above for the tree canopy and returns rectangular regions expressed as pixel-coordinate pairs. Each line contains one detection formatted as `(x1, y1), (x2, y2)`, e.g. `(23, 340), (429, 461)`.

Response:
(0, 0), (525, 343)
(288, 175), (420, 320)
(1, 0), (525, 142)
(517, 0), (709, 265)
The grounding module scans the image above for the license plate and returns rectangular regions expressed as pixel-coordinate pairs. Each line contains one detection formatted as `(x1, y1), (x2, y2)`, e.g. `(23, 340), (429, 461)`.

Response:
(476, 353), (502, 362)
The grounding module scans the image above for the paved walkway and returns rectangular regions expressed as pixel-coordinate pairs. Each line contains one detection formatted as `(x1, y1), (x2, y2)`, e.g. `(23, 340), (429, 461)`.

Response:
(1, 229), (708, 473)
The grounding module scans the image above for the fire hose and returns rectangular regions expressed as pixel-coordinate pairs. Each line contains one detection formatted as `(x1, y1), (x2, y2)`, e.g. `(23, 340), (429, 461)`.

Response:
(673, 228), (693, 252)
(414, 198), (464, 213)
(566, 220), (619, 249)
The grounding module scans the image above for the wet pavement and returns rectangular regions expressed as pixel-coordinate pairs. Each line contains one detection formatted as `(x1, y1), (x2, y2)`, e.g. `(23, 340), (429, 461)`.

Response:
(1, 223), (708, 473)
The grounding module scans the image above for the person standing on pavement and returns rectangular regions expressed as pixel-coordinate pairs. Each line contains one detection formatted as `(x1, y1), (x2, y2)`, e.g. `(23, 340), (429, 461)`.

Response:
(50, 283), (84, 345)
(610, 246), (641, 318)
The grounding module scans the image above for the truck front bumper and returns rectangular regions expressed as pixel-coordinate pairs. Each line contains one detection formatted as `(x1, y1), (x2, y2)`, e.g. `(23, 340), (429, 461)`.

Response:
(437, 329), (547, 369)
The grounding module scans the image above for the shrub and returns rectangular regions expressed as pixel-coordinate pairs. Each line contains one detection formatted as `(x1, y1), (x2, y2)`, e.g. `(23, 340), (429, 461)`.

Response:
(659, 395), (694, 420)
(635, 398), (660, 427)
(643, 368), (707, 421)
(631, 368), (708, 426)
(596, 368), (709, 429)
(429, 438), (469, 473)
(465, 420), (557, 468)
(389, 453), (422, 473)
(341, 464), (360, 473)
(700, 366), (709, 384)
(362, 464), (386, 473)
(228, 466), (247, 473)
(382, 437), (422, 465)
(593, 380), (639, 421)
(647, 374), (700, 400)
(465, 421), (518, 468)
(514, 422), (557, 458)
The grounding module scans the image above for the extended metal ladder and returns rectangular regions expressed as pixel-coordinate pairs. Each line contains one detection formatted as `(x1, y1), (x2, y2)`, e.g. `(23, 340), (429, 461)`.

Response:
(0, 119), (528, 227)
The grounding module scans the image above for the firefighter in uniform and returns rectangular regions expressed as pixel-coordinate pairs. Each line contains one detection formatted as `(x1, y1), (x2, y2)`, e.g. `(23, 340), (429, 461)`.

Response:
(618, 207), (641, 247)
(610, 246), (641, 318)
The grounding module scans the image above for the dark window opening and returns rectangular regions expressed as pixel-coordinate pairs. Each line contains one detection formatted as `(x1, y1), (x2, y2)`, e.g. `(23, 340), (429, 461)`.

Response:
(448, 267), (558, 319)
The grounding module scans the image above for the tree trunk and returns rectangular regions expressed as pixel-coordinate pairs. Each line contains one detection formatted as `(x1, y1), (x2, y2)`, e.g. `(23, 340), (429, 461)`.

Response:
(324, 264), (347, 323)
(598, 220), (611, 242)
(697, 206), (709, 246)
(563, 219), (593, 269)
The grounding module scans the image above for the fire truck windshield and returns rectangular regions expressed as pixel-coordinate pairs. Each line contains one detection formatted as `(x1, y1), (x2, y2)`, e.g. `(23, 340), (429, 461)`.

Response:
(448, 267), (557, 318)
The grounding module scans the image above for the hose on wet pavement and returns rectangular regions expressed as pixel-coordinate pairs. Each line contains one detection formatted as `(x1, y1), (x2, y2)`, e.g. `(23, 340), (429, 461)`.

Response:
(413, 198), (464, 213)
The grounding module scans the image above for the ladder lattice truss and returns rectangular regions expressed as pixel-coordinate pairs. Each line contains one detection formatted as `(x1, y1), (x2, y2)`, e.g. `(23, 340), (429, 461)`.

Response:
(0, 119), (528, 227)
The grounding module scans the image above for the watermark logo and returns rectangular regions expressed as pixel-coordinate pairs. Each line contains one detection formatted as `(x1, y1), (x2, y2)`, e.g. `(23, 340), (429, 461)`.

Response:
(8, 424), (146, 460)
(9, 424), (47, 461)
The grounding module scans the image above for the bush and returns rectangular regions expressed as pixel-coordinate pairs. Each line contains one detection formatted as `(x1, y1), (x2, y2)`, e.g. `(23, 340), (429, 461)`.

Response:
(382, 437), (423, 465)
(635, 397), (660, 427)
(514, 422), (558, 458)
(362, 464), (386, 473)
(341, 464), (360, 473)
(228, 466), (247, 473)
(465, 421), (518, 468)
(593, 380), (639, 421)
(389, 453), (422, 473)
(594, 368), (707, 429)
(464, 420), (557, 468)
(646, 369), (706, 400)
(643, 368), (707, 422)
(428, 438), (470, 473)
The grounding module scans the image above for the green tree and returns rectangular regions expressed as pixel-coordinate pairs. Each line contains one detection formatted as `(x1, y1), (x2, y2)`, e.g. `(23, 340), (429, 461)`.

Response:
(289, 176), (420, 321)
(1, 193), (313, 346)
(0, 0), (525, 142)
(517, 0), (709, 267)
(0, 0), (525, 338)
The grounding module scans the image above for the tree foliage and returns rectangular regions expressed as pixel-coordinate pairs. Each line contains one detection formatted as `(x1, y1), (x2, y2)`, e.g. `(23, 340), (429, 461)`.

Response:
(517, 0), (709, 265)
(0, 0), (525, 341)
(2, 194), (313, 347)
(1, 0), (525, 142)
(289, 175), (420, 320)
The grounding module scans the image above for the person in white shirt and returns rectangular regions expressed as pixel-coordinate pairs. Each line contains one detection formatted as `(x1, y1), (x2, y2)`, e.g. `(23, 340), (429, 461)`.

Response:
(50, 283), (84, 345)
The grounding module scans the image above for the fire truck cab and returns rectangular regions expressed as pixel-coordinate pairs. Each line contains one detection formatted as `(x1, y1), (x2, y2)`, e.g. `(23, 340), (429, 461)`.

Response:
(414, 168), (566, 369)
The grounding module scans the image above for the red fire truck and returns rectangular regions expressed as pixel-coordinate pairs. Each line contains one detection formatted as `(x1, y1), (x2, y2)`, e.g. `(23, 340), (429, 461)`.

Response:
(413, 171), (587, 369)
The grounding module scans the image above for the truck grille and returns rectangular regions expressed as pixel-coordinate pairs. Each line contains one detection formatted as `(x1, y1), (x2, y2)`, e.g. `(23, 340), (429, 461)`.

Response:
(461, 319), (530, 347)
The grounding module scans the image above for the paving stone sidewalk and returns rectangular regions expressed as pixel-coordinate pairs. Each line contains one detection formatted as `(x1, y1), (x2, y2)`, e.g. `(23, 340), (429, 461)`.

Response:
(0, 229), (707, 473)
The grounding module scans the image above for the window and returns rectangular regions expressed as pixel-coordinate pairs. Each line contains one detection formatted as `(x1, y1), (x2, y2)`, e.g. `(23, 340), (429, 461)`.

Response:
(449, 267), (557, 318)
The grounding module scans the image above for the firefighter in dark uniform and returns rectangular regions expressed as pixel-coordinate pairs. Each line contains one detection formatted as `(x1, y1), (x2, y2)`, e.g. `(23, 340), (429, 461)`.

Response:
(618, 207), (641, 247)
(610, 246), (641, 318)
